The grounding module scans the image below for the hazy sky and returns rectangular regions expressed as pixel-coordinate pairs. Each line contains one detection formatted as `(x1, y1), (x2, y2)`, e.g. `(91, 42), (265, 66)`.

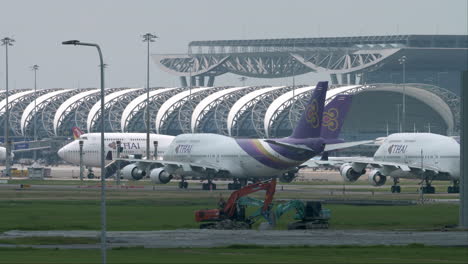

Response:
(0, 0), (467, 90)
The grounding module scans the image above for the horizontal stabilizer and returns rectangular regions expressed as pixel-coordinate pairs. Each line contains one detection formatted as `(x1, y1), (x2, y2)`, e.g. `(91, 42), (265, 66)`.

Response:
(264, 139), (315, 153)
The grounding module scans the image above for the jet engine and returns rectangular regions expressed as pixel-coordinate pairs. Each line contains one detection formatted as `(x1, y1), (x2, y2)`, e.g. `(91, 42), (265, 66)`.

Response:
(149, 168), (173, 184)
(280, 171), (296, 183)
(368, 169), (387, 186)
(121, 164), (146, 180)
(340, 164), (365, 182)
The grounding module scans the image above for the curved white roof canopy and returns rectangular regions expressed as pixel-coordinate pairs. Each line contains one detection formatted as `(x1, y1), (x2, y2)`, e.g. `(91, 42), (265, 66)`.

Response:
(191, 86), (248, 132)
(120, 87), (177, 131)
(155, 87), (212, 133)
(262, 85), (361, 137)
(86, 88), (141, 131)
(53, 89), (100, 135)
(263, 86), (315, 137)
(20, 89), (71, 134)
(0, 90), (35, 113)
(227, 86), (284, 135)
(370, 84), (454, 132)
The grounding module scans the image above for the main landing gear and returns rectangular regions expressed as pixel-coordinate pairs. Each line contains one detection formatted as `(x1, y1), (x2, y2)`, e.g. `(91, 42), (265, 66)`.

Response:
(202, 179), (216, 190)
(447, 180), (460, 193)
(390, 178), (401, 193)
(178, 178), (188, 189)
(228, 178), (248, 190)
(419, 178), (435, 194)
(87, 167), (95, 179)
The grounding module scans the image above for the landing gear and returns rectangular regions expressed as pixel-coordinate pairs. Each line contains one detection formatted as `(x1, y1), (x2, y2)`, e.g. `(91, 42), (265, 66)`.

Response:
(178, 178), (188, 189)
(448, 180), (460, 193)
(228, 178), (246, 190)
(420, 178), (435, 194)
(420, 185), (435, 194)
(202, 180), (216, 190)
(87, 168), (95, 179)
(390, 178), (401, 193)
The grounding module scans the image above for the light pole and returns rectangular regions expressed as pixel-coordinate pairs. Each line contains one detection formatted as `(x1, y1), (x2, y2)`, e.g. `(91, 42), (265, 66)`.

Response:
(142, 33), (157, 160)
(62, 40), (107, 264)
(398, 56), (407, 132)
(31, 64), (39, 161)
(1, 37), (14, 179)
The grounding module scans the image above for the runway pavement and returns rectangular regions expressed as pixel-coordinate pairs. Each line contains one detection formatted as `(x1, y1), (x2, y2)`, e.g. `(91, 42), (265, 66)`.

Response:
(2, 229), (467, 249)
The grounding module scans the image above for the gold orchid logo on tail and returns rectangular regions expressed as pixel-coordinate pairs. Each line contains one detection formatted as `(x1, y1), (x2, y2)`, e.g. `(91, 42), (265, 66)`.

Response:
(305, 99), (320, 128)
(322, 108), (339, 131)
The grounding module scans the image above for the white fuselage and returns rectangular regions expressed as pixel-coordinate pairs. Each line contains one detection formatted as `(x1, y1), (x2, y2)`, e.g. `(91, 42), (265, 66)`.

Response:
(373, 133), (460, 180)
(58, 133), (175, 167)
(163, 134), (302, 179)
(0, 147), (6, 160)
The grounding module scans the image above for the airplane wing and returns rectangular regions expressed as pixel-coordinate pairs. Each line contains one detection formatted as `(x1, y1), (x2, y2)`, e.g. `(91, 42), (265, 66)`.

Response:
(324, 140), (374, 152)
(302, 159), (345, 168)
(115, 158), (231, 174)
(342, 157), (446, 174)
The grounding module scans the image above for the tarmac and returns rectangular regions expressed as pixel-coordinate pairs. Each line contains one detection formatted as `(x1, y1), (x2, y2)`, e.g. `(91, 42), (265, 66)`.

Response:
(1, 229), (467, 249)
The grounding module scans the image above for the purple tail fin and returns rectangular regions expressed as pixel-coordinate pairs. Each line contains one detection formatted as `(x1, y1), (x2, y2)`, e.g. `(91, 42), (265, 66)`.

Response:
(320, 94), (353, 140)
(290, 81), (328, 139)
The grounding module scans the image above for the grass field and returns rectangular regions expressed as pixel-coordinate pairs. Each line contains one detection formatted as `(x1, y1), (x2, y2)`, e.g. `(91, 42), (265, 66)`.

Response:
(0, 236), (99, 245)
(0, 198), (459, 232)
(0, 181), (463, 263)
(0, 245), (466, 264)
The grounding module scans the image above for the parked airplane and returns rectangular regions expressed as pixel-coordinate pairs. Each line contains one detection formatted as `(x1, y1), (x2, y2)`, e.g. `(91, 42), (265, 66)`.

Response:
(0, 146), (15, 161)
(57, 127), (175, 178)
(339, 133), (460, 193)
(119, 81), (366, 190)
(0, 147), (6, 160)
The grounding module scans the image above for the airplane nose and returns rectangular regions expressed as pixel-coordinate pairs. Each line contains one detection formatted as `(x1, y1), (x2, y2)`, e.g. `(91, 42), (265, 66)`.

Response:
(58, 146), (65, 159)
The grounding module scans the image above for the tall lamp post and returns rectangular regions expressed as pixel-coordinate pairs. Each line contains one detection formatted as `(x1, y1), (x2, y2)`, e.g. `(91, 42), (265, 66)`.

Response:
(62, 40), (107, 264)
(398, 56), (407, 132)
(1, 37), (14, 179)
(31, 64), (39, 161)
(142, 33), (157, 159)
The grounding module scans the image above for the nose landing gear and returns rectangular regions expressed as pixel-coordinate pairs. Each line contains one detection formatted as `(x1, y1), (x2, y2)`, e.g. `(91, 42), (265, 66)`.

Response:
(87, 167), (95, 179)
(390, 178), (401, 193)
(178, 178), (188, 189)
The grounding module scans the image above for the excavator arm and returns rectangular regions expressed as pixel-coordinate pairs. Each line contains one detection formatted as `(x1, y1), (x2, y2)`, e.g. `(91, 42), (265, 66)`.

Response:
(223, 179), (277, 218)
(195, 179), (277, 223)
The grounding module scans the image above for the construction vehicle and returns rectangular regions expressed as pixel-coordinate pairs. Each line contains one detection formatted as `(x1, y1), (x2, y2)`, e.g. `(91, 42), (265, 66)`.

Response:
(276, 200), (331, 229)
(195, 179), (277, 229)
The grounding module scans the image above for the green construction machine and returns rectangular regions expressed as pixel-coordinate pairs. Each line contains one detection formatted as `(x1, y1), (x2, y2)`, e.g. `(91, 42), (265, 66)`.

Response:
(235, 197), (331, 230)
(276, 200), (331, 229)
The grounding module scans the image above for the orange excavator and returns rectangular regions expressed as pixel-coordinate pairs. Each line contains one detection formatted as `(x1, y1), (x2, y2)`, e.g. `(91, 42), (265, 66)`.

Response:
(195, 179), (277, 229)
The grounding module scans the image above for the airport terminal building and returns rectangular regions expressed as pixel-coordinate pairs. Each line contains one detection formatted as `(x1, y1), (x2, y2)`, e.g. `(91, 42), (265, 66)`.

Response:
(0, 35), (466, 159)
